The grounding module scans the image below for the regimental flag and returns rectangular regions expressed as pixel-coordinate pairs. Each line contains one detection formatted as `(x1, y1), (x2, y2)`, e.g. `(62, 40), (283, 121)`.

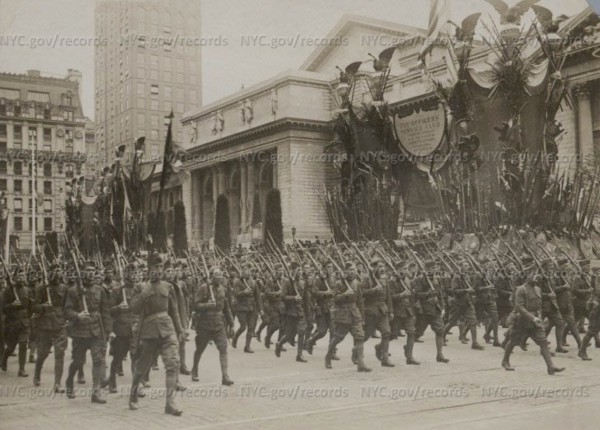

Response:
(419, 0), (449, 64)
(159, 111), (189, 192)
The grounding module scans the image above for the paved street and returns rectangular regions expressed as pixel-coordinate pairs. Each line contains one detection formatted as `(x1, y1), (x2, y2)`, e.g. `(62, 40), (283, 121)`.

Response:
(1, 330), (599, 430)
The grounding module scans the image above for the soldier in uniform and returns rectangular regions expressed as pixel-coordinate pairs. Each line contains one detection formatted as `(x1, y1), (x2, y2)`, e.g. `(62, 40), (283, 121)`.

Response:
(128, 252), (184, 416)
(64, 261), (112, 403)
(264, 264), (283, 349)
(362, 259), (394, 367)
(232, 262), (262, 353)
(275, 262), (308, 362)
(501, 275), (566, 375)
(414, 260), (449, 363)
(390, 264), (420, 365)
(553, 258), (582, 350)
(540, 259), (567, 353)
(578, 260), (600, 360)
(171, 261), (191, 374)
(475, 259), (501, 347)
(107, 263), (137, 393)
(33, 263), (68, 392)
(190, 267), (234, 385)
(306, 261), (335, 356)
(1, 268), (33, 376)
(443, 260), (484, 350)
(325, 262), (371, 372)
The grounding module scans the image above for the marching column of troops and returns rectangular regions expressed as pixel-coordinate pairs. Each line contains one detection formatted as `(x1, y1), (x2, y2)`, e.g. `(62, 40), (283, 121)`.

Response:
(3, 230), (600, 416)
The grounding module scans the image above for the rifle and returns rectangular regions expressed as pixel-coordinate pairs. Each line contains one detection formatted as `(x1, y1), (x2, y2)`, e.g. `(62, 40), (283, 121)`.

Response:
(268, 233), (301, 299)
(69, 249), (88, 313)
(404, 243), (436, 291)
(0, 254), (20, 305)
(297, 241), (331, 292)
(198, 253), (216, 303)
(38, 247), (52, 306)
(113, 240), (128, 307)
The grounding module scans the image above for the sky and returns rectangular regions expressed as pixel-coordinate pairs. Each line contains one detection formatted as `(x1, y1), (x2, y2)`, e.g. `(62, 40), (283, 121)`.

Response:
(0, 0), (592, 120)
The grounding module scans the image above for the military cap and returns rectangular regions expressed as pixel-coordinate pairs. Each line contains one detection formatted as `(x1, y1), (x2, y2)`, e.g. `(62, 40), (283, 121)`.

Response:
(147, 252), (163, 266)
(273, 263), (284, 270)
(423, 260), (436, 270)
(521, 254), (534, 265)
(344, 262), (356, 270)
(370, 257), (382, 267)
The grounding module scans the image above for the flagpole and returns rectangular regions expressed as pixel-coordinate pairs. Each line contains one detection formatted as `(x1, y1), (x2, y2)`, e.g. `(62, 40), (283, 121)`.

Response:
(153, 112), (174, 248)
(31, 144), (36, 255)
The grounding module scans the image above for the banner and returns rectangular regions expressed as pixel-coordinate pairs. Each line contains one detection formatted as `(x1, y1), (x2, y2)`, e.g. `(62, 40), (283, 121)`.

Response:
(392, 102), (446, 157)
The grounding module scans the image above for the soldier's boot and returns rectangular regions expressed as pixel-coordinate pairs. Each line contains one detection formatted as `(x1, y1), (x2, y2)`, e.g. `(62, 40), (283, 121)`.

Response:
(331, 348), (340, 360)
(470, 326), (484, 350)
(296, 333), (307, 363)
(244, 332), (254, 354)
(351, 346), (358, 365)
(458, 323), (469, 344)
(129, 368), (143, 410)
(555, 325), (568, 353)
(541, 343), (565, 375)
(374, 343), (382, 361)
(191, 350), (201, 382)
(501, 340), (515, 371)
(275, 335), (287, 358)
(325, 337), (340, 369)
(232, 329), (241, 349)
(380, 336), (394, 367)
(165, 370), (183, 416)
(306, 335), (315, 355)
(28, 343), (36, 364)
(77, 368), (86, 384)
(355, 342), (372, 372)
(219, 352), (234, 386)
(435, 333), (449, 363)
(492, 325), (501, 347)
(65, 363), (77, 399)
(33, 360), (43, 386)
(579, 334), (592, 361)
(54, 356), (65, 393)
(404, 334), (420, 365)
(255, 322), (267, 342)
(1, 349), (8, 372)
(18, 343), (28, 377)
(91, 365), (107, 404)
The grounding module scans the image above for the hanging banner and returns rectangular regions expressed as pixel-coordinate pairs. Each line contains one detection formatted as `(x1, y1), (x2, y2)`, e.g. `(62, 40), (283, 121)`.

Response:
(392, 102), (446, 158)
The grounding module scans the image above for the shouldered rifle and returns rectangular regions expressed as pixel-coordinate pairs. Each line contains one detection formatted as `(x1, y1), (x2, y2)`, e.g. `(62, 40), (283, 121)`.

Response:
(38, 248), (52, 306)
(0, 254), (20, 305)
(268, 233), (300, 299)
(297, 241), (331, 292)
(405, 244), (436, 291)
(113, 241), (128, 306)
(69, 249), (88, 313)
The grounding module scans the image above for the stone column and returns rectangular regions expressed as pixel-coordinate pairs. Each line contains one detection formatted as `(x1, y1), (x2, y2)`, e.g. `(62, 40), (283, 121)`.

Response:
(575, 83), (594, 166)
(247, 159), (256, 225)
(240, 160), (248, 233)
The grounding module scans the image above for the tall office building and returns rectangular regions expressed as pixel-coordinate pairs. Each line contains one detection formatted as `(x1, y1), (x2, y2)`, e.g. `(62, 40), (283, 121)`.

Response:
(94, 0), (202, 166)
(0, 69), (87, 250)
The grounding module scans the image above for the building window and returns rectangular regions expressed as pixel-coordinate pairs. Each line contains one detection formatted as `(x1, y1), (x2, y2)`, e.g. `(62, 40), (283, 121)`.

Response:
(150, 70), (159, 80)
(13, 125), (22, 140)
(65, 130), (73, 151)
(57, 163), (63, 174)
(137, 83), (145, 96)
(65, 164), (74, 178)
(43, 128), (52, 151)
(28, 128), (37, 147)
(14, 198), (22, 212)
(164, 86), (172, 99)
(13, 105), (21, 117)
(0, 179), (6, 191)
(63, 110), (74, 121)
(137, 98), (145, 108)
(43, 181), (52, 194)
(13, 161), (22, 175)
(0, 105), (6, 116)
(151, 115), (158, 128)
(44, 217), (52, 232)
(44, 199), (52, 213)
(43, 163), (52, 177)
(14, 179), (22, 193)
(151, 129), (158, 139)
(150, 84), (159, 96)
(150, 100), (158, 110)
(0, 160), (5, 174)
(75, 164), (81, 175)
(64, 95), (72, 106)
(0, 124), (6, 138)
(14, 217), (22, 231)
(43, 107), (51, 120)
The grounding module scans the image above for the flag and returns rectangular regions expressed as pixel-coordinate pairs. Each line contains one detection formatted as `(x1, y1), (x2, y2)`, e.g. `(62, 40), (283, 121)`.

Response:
(158, 111), (189, 194)
(419, 0), (449, 65)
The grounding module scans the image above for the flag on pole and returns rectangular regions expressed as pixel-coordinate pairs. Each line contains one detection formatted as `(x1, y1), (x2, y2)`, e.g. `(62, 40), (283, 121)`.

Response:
(419, 0), (449, 65)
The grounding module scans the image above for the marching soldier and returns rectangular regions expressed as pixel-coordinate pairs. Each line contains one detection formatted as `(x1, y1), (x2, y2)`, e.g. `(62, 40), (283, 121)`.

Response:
(390, 265), (420, 365)
(502, 274), (566, 375)
(275, 262), (308, 362)
(476, 259), (501, 347)
(443, 260), (484, 350)
(128, 252), (184, 416)
(264, 264), (283, 349)
(553, 258), (582, 349)
(232, 262), (262, 353)
(362, 259), (394, 367)
(107, 263), (137, 393)
(540, 259), (567, 353)
(190, 267), (234, 385)
(33, 264), (68, 392)
(64, 261), (112, 403)
(325, 262), (371, 372)
(1, 268), (33, 376)
(306, 260), (336, 356)
(414, 260), (449, 363)
(579, 259), (600, 360)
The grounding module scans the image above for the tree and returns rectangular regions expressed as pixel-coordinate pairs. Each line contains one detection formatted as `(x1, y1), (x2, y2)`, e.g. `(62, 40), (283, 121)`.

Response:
(214, 194), (231, 252)
(264, 188), (283, 249)
(173, 201), (188, 256)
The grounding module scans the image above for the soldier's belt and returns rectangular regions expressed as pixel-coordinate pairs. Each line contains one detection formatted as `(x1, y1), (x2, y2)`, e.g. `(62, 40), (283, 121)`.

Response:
(142, 311), (169, 324)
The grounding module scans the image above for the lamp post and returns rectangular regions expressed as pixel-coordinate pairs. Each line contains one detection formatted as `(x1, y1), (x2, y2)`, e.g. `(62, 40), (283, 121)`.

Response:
(291, 225), (296, 245)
